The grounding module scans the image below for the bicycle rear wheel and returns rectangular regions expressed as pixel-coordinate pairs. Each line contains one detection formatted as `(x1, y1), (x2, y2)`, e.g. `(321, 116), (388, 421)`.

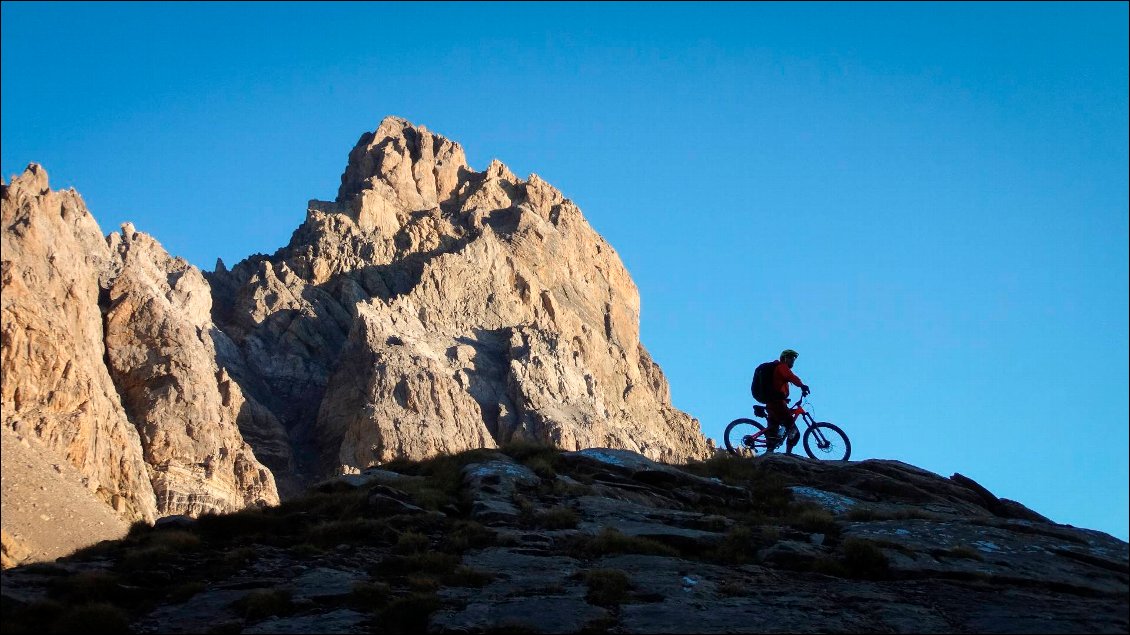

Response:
(724, 418), (768, 458)
(802, 422), (851, 461)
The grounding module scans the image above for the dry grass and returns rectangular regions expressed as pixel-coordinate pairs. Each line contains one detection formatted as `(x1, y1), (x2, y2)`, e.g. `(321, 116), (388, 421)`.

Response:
(582, 568), (632, 606)
(567, 528), (679, 558)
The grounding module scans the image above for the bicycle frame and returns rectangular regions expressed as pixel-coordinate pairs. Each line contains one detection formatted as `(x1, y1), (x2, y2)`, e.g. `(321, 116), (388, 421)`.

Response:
(757, 396), (814, 430)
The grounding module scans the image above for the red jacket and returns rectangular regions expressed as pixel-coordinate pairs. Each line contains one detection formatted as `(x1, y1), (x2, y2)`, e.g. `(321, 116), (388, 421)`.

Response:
(773, 363), (805, 400)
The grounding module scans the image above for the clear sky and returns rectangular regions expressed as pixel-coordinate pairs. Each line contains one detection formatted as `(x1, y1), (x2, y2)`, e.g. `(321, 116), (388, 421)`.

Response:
(3, 2), (1127, 541)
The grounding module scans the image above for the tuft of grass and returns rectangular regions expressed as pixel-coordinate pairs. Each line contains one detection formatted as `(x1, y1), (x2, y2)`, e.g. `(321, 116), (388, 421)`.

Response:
(377, 592), (442, 635)
(786, 504), (839, 535)
(840, 538), (891, 579)
(48, 603), (131, 635)
(232, 588), (293, 620)
(148, 529), (202, 551)
(708, 525), (780, 564)
(394, 531), (430, 554)
(195, 508), (290, 543)
(444, 565), (496, 588)
(407, 576), (441, 592)
(350, 581), (392, 612)
(549, 477), (593, 497)
(534, 506), (580, 530)
(305, 518), (390, 547)
(809, 556), (849, 577)
(440, 520), (497, 553)
(582, 569), (632, 607)
(0, 599), (64, 635)
(568, 528), (678, 558)
(279, 489), (368, 520)
(169, 580), (207, 603)
(376, 551), (460, 576)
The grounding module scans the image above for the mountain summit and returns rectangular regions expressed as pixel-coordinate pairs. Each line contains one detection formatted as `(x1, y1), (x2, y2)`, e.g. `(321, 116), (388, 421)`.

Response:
(2, 117), (712, 564)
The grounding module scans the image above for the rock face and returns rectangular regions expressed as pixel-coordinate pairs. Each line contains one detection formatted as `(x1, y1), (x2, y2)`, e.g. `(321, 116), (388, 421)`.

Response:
(2, 448), (1125, 634)
(206, 116), (713, 481)
(1, 116), (711, 566)
(102, 225), (279, 516)
(1, 167), (158, 525)
(2, 167), (279, 565)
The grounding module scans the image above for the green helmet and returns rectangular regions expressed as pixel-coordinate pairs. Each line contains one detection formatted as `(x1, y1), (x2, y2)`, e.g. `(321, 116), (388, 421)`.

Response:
(780, 349), (799, 360)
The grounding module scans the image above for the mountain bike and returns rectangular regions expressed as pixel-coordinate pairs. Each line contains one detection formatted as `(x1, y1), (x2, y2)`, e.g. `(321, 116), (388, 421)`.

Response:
(724, 395), (851, 461)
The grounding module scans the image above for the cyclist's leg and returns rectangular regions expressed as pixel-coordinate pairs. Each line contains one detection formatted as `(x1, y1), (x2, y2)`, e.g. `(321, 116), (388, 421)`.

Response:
(784, 419), (800, 454)
(765, 399), (789, 452)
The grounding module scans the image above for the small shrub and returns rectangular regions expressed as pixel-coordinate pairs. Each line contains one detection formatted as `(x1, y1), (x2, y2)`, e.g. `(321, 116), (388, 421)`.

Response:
(570, 528), (678, 558)
(376, 552), (460, 576)
(407, 576), (441, 591)
(709, 525), (775, 564)
(350, 581), (392, 611)
(395, 531), (430, 554)
(500, 439), (561, 464)
(523, 456), (557, 480)
(1, 599), (63, 635)
(232, 588), (293, 620)
(149, 529), (202, 551)
(288, 543), (326, 558)
(120, 544), (174, 571)
(550, 478), (593, 497)
(47, 570), (122, 604)
(280, 489), (368, 520)
(444, 565), (496, 587)
(48, 602), (130, 635)
(786, 504), (839, 534)
(195, 508), (289, 542)
(535, 506), (579, 530)
(809, 556), (849, 577)
(441, 520), (497, 553)
(841, 538), (890, 579)
(305, 518), (389, 546)
(168, 580), (207, 602)
(582, 569), (632, 607)
(378, 592), (442, 635)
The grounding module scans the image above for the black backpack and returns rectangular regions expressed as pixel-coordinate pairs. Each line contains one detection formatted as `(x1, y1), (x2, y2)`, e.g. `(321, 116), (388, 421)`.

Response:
(750, 361), (781, 404)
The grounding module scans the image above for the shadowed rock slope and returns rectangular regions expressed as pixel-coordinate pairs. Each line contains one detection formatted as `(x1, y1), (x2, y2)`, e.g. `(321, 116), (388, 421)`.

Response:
(1, 448), (1125, 634)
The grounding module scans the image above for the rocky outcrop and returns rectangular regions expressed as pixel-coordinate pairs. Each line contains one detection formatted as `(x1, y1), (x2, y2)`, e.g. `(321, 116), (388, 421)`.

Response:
(2, 448), (1124, 634)
(2, 167), (279, 566)
(1, 167), (157, 523)
(102, 225), (280, 516)
(207, 116), (713, 478)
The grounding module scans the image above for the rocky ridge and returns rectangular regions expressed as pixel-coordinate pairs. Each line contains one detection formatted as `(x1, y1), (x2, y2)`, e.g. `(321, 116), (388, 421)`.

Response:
(1, 116), (712, 566)
(1, 447), (1125, 633)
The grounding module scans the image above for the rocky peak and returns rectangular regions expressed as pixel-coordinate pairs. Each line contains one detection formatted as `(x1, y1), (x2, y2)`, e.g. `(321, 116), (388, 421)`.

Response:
(337, 115), (470, 211)
(206, 116), (713, 480)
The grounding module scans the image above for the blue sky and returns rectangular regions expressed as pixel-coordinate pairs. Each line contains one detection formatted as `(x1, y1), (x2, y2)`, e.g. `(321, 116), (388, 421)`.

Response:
(3, 2), (1127, 541)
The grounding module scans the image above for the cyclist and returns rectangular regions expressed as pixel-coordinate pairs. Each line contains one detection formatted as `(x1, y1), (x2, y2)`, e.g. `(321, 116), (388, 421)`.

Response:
(764, 348), (810, 454)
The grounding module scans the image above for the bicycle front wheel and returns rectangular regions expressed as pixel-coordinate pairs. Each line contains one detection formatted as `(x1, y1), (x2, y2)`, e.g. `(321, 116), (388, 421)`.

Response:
(803, 422), (851, 461)
(724, 418), (767, 458)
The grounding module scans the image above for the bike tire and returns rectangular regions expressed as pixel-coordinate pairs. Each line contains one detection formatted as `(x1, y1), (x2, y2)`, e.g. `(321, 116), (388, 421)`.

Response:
(724, 418), (767, 458)
(802, 422), (851, 461)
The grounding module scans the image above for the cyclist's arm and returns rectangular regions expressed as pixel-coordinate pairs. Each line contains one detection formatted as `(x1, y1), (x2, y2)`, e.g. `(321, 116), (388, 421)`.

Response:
(780, 365), (805, 388)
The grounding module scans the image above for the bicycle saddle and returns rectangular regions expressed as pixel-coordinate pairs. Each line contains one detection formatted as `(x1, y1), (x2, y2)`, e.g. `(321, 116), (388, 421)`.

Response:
(752, 405), (767, 418)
